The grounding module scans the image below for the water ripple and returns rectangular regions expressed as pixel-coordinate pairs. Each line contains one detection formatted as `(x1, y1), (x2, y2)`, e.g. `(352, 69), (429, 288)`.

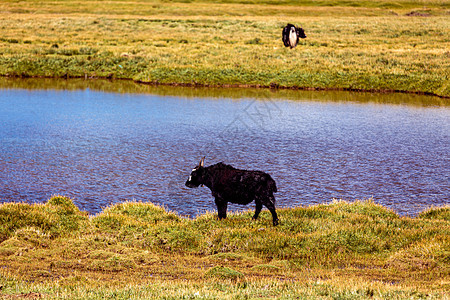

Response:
(0, 88), (449, 217)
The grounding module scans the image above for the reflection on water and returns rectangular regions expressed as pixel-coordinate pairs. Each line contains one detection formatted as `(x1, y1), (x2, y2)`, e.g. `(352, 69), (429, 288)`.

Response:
(0, 78), (449, 216)
(1, 77), (448, 107)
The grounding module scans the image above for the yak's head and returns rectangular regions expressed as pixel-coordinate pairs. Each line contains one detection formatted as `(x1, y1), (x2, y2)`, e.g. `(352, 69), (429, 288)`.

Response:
(297, 27), (307, 39)
(185, 157), (205, 188)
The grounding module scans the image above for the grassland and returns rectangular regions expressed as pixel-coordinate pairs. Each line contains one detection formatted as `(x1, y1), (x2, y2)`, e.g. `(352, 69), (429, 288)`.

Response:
(0, 0), (449, 97)
(0, 1), (449, 298)
(0, 196), (449, 299)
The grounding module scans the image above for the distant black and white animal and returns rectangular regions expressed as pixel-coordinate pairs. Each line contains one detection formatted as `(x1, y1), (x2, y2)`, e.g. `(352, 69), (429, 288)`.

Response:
(185, 157), (279, 226)
(282, 23), (306, 49)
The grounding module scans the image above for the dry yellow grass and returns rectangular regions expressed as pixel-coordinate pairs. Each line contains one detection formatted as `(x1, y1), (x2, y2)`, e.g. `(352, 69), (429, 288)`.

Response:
(0, 0), (449, 96)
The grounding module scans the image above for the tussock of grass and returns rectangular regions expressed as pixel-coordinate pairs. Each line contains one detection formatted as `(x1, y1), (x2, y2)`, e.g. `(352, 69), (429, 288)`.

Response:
(418, 205), (450, 221)
(205, 266), (245, 281)
(0, 195), (88, 242)
(0, 196), (449, 298)
(97, 201), (180, 225)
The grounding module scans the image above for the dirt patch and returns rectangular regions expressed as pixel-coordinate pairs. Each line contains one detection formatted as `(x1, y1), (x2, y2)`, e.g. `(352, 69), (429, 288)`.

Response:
(405, 11), (432, 17)
(1, 292), (44, 299)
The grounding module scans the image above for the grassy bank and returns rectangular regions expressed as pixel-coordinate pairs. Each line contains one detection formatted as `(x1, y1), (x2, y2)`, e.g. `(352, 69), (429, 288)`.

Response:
(0, 196), (448, 299)
(0, 0), (449, 97)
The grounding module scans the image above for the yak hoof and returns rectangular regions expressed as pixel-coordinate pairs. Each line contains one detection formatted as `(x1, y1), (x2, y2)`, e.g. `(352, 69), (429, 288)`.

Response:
(273, 219), (279, 226)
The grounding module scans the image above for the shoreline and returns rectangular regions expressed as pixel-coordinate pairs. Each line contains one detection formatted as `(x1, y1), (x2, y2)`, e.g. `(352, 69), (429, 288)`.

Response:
(2, 74), (448, 99)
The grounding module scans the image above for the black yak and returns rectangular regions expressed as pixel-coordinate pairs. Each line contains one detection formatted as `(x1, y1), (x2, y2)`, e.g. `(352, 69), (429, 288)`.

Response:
(185, 157), (279, 226)
(282, 23), (306, 49)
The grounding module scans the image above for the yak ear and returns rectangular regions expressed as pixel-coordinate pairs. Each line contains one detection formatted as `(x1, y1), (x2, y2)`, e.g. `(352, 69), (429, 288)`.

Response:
(199, 156), (205, 167)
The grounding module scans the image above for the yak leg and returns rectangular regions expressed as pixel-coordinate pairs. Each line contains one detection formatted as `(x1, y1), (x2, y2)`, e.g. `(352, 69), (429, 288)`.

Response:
(215, 197), (228, 220)
(263, 195), (279, 226)
(252, 199), (263, 220)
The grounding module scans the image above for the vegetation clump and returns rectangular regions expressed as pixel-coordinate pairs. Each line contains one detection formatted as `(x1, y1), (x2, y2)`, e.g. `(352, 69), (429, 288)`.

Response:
(205, 266), (245, 281)
(0, 195), (88, 242)
(0, 196), (448, 298)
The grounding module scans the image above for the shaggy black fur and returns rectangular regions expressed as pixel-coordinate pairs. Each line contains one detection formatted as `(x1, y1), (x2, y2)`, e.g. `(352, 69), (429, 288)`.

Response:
(186, 159), (279, 226)
(282, 23), (306, 48)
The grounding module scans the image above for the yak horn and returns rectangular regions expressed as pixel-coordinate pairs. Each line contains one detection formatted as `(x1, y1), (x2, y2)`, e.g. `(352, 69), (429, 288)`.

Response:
(199, 156), (205, 167)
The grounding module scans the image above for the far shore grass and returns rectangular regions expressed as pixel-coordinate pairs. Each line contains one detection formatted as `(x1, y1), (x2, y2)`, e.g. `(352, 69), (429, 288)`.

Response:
(0, 0), (449, 97)
(0, 196), (449, 299)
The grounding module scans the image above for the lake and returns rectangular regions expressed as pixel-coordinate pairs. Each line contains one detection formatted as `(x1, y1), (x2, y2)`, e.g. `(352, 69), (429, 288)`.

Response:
(0, 78), (448, 217)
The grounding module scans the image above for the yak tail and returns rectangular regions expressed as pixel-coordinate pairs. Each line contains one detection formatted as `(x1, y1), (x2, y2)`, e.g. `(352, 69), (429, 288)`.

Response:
(266, 175), (277, 193)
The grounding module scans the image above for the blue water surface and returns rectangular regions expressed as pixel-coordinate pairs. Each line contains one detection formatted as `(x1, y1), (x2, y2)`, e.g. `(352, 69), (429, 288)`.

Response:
(0, 86), (448, 216)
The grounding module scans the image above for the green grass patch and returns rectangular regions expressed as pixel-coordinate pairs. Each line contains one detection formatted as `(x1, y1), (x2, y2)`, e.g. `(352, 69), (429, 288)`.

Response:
(0, 195), (88, 242)
(418, 205), (450, 221)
